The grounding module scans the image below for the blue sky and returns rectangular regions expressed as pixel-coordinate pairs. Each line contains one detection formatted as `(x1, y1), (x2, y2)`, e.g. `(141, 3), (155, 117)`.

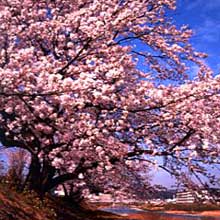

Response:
(133, 1), (220, 83)
(174, 0), (220, 74)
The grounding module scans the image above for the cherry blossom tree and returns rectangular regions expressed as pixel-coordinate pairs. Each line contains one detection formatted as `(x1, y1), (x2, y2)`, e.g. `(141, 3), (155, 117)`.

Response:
(0, 0), (219, 199)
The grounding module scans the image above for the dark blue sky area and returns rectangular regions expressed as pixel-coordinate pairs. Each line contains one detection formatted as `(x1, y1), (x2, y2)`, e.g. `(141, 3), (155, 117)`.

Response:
(174, 0), (220, 74)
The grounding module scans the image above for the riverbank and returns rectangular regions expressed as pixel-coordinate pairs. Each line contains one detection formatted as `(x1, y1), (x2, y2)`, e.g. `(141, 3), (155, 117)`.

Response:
(165, 210), (220, 217)
(101, 206), (220, 220)
(0, 184), (127, 220)
(125, 211), (220, 220)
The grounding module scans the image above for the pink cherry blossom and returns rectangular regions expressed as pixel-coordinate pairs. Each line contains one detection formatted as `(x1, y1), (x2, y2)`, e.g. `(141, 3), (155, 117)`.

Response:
(0, 0), (218, 200)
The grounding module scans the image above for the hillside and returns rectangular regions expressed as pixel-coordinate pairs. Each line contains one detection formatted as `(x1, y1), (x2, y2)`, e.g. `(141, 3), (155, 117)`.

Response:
(0, 184), (124, 220)
(0, 185), (53, 220)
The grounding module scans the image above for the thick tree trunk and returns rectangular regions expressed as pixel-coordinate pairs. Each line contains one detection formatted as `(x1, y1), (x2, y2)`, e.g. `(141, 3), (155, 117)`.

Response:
(24, 154), (56, 196)
(24, 154), (81, 196)
(40, 160), (56, 194)
(24, 154), (42, 193)
(24, 156), (98, 200)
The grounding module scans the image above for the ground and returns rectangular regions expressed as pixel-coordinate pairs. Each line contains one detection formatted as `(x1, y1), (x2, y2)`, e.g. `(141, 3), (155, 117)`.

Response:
(1, 184), (220, 220)
(0, 183), (125, 220)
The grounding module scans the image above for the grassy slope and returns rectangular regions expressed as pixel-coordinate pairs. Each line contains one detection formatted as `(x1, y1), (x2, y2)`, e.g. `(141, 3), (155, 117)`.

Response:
(0, 185), (52, 220)
(0, 184), (126, 220)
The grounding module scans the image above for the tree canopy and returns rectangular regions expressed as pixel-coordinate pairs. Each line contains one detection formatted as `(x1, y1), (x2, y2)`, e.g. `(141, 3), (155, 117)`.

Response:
(0, 0), (219, 199)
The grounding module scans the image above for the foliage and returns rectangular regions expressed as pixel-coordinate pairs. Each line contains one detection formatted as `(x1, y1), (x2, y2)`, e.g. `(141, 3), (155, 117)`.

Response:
(0, 0), (219, 199)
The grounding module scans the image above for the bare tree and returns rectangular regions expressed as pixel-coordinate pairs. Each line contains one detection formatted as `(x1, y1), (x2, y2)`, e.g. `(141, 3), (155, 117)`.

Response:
(0, 146), (6, 180)
(5, 148), (30, 190)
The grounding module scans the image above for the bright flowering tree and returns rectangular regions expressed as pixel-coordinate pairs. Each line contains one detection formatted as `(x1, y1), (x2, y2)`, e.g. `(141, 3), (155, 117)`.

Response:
(0, 0), (219, 199)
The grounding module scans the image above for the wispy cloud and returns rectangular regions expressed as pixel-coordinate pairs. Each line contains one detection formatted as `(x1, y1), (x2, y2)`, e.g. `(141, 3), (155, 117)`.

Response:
(203, 1), (220, 10)
(194, 18), (220, 43)
(184, 0), (203, 11)
(185, 0), (220, 11)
